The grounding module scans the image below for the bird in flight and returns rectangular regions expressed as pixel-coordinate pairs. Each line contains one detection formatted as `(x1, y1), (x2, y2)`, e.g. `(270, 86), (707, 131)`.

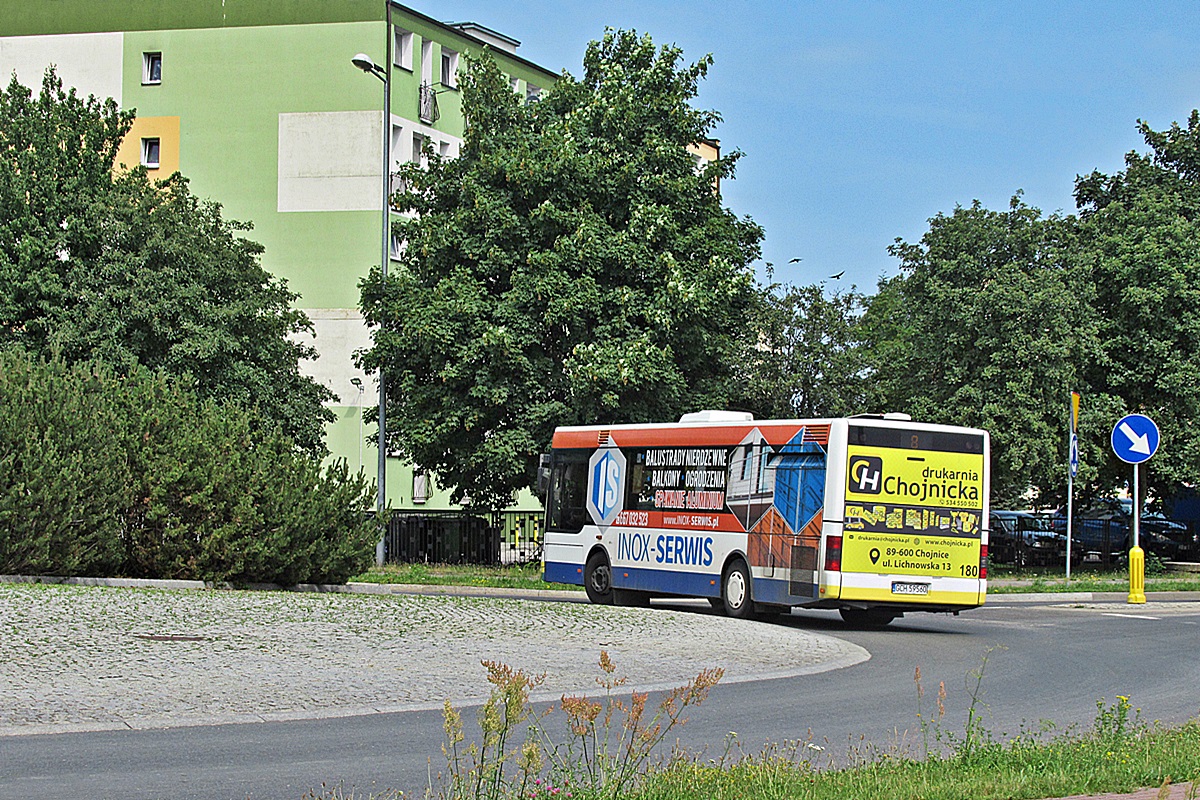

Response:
(830, 270), (845, 279)
(788, 257), (802, 263)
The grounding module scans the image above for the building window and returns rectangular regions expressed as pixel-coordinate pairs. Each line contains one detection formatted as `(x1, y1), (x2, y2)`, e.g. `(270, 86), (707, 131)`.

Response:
(411, 133), (426, 166)
(142, 52), (162, 85)
(440, 47), (458, 88)
(141, 137), (160, 168)
(420, 39), (433, 85)
(393, 27), (413, 71)
(412, 470), (429, 504)
(526, 83), (542, 104)
(390, 231), (404, 261)
(390, 124), (404, 171)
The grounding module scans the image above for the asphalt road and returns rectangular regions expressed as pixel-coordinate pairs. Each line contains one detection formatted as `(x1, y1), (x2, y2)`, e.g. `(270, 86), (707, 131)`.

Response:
(4, 599), (1200, 800)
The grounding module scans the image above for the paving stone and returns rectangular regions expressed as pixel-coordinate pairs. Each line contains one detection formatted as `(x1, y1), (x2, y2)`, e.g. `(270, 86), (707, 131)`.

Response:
(0, 583), (867, 734)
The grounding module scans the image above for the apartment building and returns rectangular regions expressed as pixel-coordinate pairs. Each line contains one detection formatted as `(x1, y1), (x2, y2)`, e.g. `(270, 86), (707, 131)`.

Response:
(0, 1), (558, 514)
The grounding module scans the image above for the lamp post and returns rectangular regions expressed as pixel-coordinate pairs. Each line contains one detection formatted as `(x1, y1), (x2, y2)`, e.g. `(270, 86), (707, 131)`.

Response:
(352, 1), (393, 566)
(350, 376), (364, 473)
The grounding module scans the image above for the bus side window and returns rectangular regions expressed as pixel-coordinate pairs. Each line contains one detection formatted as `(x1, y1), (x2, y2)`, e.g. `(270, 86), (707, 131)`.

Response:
(628, 449), (654, 511)
(547, 452), (589, 533)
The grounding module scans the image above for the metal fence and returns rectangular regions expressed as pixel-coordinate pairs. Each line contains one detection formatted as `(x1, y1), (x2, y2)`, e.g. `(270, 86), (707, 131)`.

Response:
(383, 510), (542, 565)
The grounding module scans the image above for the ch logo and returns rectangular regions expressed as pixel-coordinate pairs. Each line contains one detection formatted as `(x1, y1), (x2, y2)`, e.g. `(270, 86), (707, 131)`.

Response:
(849, 456), (884, 494)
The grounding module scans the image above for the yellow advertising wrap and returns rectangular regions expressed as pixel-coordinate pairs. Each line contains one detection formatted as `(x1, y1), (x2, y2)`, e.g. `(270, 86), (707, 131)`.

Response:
(841, 530), (982, 579)
(843, 444), (985, 581)
(846, 446), (984, 510)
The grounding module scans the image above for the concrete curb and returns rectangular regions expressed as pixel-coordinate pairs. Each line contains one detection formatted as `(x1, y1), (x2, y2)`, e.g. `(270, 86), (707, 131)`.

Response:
(0, 574), (587, 600)
(0, 574), (208, 591)
(989, 590), (1200, 604)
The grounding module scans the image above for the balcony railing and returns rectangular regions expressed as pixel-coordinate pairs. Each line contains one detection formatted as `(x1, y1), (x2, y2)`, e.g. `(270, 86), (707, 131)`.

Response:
(418, 82), (440, 124)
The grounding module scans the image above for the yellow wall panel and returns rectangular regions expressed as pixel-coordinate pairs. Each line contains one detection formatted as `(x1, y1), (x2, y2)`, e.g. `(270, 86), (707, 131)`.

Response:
(115, 116), (180, 175)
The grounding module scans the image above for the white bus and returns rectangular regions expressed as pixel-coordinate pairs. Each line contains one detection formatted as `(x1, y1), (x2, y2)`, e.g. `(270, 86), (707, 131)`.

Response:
(540, 411), (990, 625)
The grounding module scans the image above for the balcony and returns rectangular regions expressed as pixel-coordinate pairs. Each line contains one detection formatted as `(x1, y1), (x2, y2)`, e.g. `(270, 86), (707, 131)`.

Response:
(418, 82), (440, 124)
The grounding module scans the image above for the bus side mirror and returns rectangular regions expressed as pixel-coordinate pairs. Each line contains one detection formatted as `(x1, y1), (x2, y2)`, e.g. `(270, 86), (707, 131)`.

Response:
(536, 453), (552, 499)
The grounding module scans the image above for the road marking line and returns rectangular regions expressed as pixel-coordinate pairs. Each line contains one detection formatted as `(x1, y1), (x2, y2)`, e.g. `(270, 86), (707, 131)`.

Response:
(1101, 612), (1160, 620)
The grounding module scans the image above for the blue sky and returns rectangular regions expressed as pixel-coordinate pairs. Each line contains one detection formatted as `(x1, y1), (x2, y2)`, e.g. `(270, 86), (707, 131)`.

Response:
(432, 1), (1200, 292)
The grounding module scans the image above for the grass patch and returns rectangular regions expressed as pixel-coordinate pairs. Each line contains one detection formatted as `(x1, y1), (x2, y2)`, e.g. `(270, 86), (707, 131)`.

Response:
(989, 565), (1200, 594)
(634, 720), (1200, 800)
(350, 562), (582, 592)
(350, 562), (1200, 594)
(353, 562), (1200, 594)
(306, 655), (1200, 800)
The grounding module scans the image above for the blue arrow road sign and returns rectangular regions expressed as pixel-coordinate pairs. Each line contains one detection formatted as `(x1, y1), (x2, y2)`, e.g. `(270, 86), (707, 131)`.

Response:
(1111, 413), (1160, 464)
(1069, 433), (1080, 478)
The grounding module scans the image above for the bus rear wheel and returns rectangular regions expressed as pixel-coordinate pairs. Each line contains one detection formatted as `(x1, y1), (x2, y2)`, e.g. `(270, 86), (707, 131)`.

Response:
(584, 552), (614, 605)
(722, 560), (757, 620)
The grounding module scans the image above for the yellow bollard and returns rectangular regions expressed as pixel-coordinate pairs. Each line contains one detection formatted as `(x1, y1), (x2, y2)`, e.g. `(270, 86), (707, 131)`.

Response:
(1127, 546), (1146, 604)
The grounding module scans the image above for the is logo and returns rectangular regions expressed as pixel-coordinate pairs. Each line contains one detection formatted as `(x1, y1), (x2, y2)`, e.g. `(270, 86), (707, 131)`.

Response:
(587, 445), (626, 526)
(849, 456), (884, 495)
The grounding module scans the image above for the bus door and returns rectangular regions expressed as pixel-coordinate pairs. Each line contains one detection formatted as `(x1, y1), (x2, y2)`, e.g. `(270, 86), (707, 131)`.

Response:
(542, 449), (590, 586)
(771, 442), (827, 601)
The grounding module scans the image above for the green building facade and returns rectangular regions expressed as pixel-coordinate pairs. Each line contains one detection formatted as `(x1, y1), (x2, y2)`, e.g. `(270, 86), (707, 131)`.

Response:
(0, 1), (558, 518)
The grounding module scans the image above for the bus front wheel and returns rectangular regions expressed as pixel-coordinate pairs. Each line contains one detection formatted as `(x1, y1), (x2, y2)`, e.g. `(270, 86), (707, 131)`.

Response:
(584, 552), (614, 605)
(722, 560), (757, 620)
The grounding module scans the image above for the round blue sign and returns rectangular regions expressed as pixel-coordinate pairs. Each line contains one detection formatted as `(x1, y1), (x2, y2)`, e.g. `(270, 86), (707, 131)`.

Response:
(1111, 414), (1160, 465)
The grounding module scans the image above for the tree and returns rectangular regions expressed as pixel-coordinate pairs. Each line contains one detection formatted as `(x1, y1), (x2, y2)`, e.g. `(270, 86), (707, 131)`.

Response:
(1074, 111), (1200, 506)
(359, 30), (764, 510)
(737, 281), (868, 419)
(861, 198), (1096, 506)
(0, 69), (332, 455)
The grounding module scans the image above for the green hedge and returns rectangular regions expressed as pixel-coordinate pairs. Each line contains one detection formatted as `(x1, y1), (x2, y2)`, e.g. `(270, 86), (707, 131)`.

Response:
(0, 350), (377, 584)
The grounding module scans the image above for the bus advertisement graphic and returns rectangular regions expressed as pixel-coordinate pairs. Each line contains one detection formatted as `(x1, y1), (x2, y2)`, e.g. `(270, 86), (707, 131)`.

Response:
(587, 445), (626, 526)
(840, 531), (982, 578)
(843, 444), (985, 576)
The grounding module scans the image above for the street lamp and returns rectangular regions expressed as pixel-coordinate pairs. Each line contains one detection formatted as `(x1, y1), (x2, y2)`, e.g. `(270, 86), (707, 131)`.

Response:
(350, 377), (364, 473)
(352, 2), (393, 566)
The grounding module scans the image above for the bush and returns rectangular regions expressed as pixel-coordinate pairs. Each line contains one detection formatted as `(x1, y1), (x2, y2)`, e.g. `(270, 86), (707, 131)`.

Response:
(0, 349), (376, 584)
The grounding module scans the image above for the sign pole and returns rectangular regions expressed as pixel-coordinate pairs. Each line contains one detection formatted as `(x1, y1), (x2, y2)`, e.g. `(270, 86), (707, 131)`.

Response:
(1110, 412), (1156, 605)
(1129, 463), (1145, 604)
(1067, 392), (1080, 580)
(1066, 465), (1073, 579)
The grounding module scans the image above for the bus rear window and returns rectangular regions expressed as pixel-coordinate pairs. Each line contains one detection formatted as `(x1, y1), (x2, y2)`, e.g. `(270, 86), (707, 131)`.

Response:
(848, 425), (984, 454)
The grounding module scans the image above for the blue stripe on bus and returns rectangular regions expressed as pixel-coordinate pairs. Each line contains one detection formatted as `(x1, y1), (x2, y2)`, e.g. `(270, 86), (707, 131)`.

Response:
(752, 577), (817, 606)
(544, 561), (582, 586)
(614, 566), (721, 598)
(546, 561), (818, 605)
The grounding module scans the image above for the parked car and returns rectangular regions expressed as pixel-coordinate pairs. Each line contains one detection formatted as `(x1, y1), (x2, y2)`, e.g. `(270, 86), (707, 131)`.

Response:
(989, 511), (1080, 567)
(1052, 498), (1193, 562)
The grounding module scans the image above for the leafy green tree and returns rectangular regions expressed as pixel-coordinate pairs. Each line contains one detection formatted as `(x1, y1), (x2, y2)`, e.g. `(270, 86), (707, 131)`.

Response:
(0, 69), (332, 454)
(1074, 111), (1200, 505)
(738, 281), (868, 419)
(359, 31), (764, 510)
(861, 198), (1096, 506)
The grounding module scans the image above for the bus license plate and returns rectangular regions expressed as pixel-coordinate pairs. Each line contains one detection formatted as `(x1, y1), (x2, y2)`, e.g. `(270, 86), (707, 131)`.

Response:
(892, 582), (929, 596)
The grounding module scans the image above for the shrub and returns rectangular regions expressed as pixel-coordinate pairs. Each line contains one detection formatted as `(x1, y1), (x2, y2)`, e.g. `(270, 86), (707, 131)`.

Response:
(0, 349), (376, 584)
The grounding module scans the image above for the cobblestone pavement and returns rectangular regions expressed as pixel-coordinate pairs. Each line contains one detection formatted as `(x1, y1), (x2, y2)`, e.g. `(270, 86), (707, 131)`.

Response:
(0, 583), (868, 735)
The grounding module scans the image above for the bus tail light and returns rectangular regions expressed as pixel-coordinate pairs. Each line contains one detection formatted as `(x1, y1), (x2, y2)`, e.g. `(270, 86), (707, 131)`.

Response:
(979, 544), (988, 580)
(825, 535), (842, 572)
